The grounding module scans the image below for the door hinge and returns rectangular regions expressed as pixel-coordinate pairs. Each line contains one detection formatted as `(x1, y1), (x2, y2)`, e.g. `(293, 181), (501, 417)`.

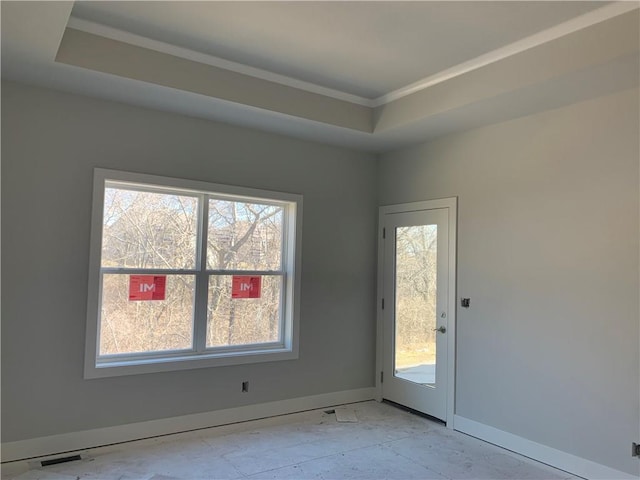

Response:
(633, 442), (640, 457)
(382, 228), (386, 239)
(380, 371), (384, 383)
(381, 298), (385, 309)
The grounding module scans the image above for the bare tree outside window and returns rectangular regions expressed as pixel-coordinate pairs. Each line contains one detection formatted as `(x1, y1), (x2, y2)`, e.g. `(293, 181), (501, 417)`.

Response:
(394, 225), (438, 370)
(206, 199), (284, 347)
(100, 189), (197, 355)
(98, 187), (286, 357)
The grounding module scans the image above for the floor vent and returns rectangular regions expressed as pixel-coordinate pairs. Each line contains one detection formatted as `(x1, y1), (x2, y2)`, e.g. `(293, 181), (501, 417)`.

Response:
(41, 454), (82, 467)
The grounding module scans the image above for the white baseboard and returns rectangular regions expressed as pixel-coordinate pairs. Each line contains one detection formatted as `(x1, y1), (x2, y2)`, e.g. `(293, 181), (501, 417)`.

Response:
(1, 387), (375, 463)
(453, 415), (639, 480)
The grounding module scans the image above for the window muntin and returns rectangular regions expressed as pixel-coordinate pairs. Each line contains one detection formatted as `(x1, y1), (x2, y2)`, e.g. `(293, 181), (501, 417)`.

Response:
(86, 169), (301, 377)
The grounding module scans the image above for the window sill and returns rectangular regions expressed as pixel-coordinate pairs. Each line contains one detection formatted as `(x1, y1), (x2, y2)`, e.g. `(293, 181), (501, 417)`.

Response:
(85, 348), (298, 379)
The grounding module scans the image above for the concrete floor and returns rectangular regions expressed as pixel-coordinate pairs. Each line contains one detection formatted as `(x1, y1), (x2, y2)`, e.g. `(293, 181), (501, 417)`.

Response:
(4, 401), (578, 480)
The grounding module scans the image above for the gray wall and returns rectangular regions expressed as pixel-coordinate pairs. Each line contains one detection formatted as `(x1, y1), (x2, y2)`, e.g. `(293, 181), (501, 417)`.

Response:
(1, 81), (378, 442)
(379, 87), (639, 475)
(3, 79), (638, 475)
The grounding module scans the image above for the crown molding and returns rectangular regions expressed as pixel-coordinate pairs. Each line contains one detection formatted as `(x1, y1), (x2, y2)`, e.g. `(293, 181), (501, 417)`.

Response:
(66, 16), (376, 107)
(372, 1), (640, 107)
(67, 1), (638, 110)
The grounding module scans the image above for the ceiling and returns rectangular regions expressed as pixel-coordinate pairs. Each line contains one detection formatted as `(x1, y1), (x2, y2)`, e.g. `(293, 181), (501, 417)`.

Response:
(2, 1), (639, 152)
(70, 1), (606, 99)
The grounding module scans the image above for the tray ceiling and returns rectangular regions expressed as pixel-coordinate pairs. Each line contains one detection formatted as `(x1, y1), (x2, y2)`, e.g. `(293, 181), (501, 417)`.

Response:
(2, 1), (638, 152)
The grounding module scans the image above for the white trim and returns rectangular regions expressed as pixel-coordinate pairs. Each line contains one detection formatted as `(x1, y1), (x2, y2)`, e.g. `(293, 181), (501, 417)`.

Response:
(379, 198), (458, 216)
(444, 198), (457, 428)
(454, 415), (639, 480)
(1, 388), (375, 463)
(375, 212), (385, 403)
(377, 198), (457, 427)
(67, 2), (638, 110)
(65, 17), (374, 107)
(84, 168), (303, 378)
(371, 2), (639, 107)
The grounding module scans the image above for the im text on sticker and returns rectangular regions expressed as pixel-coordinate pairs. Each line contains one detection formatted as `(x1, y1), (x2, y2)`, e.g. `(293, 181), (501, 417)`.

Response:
(232, 276), (262, 299)
(129, 275), (167, 301)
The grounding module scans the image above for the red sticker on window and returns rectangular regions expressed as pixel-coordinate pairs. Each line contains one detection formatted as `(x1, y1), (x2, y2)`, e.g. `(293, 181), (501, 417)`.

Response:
(232, 276), (261, 299)
(129, 275), (167, 301)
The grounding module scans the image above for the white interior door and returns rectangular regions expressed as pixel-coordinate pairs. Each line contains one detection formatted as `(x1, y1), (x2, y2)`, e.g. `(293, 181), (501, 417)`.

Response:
(378, 199), (456, 423)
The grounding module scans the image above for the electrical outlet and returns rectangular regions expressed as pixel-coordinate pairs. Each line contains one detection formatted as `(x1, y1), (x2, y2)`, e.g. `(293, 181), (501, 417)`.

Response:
(242, 381), (249, 393)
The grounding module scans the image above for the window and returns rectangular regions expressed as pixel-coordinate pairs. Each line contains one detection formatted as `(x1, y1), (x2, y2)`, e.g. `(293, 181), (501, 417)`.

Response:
(85, 169), (301, 378)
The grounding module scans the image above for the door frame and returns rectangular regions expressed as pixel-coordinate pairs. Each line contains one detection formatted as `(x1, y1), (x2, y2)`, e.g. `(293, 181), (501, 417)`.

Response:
(376, 197), (457, 427)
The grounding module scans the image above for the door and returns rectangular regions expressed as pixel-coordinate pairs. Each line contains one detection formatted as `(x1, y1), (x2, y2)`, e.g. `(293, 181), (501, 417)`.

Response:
(378, 199), (456, 422)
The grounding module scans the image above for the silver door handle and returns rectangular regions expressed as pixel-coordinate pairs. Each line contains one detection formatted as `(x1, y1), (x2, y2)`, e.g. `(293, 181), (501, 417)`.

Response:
(433, 326), (446, 334)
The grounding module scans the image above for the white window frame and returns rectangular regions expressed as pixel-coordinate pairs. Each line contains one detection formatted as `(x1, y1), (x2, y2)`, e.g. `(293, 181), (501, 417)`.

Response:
(84, 169), (302, 378)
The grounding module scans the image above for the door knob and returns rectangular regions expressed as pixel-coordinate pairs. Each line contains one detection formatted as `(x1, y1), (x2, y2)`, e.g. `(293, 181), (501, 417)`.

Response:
(433, 326), (446, 334)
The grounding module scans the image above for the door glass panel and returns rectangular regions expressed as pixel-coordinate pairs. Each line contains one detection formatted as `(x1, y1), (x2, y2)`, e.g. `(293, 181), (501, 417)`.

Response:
(394, 225), (438, 385)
